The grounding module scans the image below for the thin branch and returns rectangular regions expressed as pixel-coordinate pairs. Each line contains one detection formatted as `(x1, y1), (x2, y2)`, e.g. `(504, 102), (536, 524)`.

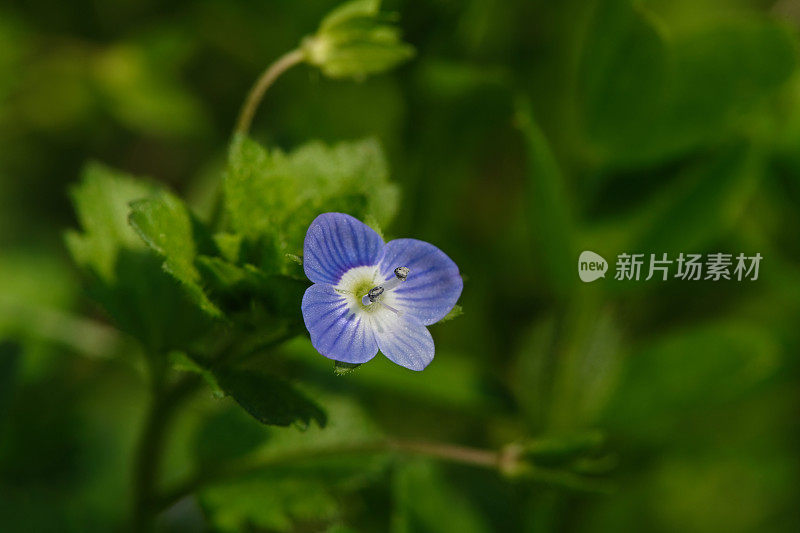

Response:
(131, 374), (203, 531)
(234, 48), (306, 137)
(154, 438), (610, 513)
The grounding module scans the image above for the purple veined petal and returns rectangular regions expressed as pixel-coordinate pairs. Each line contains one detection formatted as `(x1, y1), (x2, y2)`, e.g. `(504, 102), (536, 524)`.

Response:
(302, 283), (379, 364)
(303, 213), (384, 285)
(370, 311), (434, 371)
(377, 238), (463, 325)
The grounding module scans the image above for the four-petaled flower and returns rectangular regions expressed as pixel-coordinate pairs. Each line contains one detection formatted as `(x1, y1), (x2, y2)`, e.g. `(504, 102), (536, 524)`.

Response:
(301, 213), (463, 371)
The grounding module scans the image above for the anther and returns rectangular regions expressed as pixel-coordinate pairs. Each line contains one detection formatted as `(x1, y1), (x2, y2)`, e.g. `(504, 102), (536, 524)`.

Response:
(361, 266), (410, 306)
(366, 286), (384, 302)
(394, 266), (410, 281)
(381, 266), (411, 292)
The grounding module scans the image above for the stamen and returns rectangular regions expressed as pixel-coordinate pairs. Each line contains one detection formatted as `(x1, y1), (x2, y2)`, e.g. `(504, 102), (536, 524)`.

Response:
(363, 286), (384, 305)
(381, 266), (411, 292)
(361, 266), (410, 306)
(378, 301), (401, 315)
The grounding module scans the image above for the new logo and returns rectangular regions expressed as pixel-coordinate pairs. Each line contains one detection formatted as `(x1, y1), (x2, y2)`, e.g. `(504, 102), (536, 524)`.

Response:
(578, 251), (608, 282)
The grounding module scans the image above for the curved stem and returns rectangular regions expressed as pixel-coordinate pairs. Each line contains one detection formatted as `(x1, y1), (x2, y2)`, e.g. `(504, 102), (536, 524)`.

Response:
(234, 48), (306, 137)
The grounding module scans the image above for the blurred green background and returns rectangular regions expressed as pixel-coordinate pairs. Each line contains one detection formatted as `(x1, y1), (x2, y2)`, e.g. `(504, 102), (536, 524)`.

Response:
(2, 0), (800, 531)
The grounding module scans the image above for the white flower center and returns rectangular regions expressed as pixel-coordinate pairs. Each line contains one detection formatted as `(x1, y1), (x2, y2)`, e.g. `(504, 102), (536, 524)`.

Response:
(334, 265), (410, 317)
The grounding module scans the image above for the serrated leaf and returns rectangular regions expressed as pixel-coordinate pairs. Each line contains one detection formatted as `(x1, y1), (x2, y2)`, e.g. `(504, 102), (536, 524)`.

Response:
(129, 191), (222, 318)
(214, 366), (326, 428)
(65, 161), (160, 282)
(66, 163), (213, 354)
(225, 137), (399, 272)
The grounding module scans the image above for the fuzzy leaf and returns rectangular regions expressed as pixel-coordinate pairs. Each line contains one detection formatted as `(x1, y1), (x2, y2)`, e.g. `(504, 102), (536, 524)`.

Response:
(225, 137), (398, 271)
(129, 191), (222, 317)
(66, 163), (213, 354)
(65, 162), (159, 282)
(214, 366), (326, 428)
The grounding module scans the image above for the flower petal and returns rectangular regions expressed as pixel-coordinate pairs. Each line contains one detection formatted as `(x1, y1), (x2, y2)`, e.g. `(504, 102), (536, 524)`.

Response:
(302, 283), (378, 364)
(371, 311), (434, 371)
(377, 238), (462, 325)
(303, 213), (384, 285)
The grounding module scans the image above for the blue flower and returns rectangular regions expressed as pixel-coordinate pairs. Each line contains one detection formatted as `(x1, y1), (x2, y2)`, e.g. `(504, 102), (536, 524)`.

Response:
(301, 213), (463, 371)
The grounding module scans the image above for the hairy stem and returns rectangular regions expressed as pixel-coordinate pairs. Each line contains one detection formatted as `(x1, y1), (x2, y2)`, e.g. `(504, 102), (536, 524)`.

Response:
(154, 438), (609, 513)
(234, 48), (306, 137)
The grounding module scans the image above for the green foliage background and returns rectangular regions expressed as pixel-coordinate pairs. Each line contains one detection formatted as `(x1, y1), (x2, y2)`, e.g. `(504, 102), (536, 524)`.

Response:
(2, 0), (800, 531)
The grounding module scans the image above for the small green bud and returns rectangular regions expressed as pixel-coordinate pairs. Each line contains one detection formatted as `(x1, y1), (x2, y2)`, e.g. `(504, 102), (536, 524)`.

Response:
(334, 360), (362, 375)
(302, 0), (414, 79)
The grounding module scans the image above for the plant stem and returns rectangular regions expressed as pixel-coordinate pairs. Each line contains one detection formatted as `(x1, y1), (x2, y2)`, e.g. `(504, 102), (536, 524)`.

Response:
(154, 438), (609, 513)
(131, 375), (201, 532)
(233, 48), (306, 137)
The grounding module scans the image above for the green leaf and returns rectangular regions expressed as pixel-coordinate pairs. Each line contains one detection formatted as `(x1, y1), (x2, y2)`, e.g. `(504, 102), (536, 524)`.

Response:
(198, 395), (384, 532)
(604, 322), (780, 438)
(200, 476), (340, 532)
(214, 365), (327, 428)
(129, 190), (222, 317)
(436, 304), (463, 324)
(577, 2), (797, 167)
(93, 39), (210, 139)
(213, 232), (245, 263)
(318, 0), (379, 32)
(287, 338), (496, 413)
(66, 162), (213, 354)
(517, 103), (577, 296)
(169, 351), (223, 396)
(577, 0), (668, 167)
(619, 143), (761, 255)
(65, 162), (160, 282)
(392, 460), (492, 533)
(225, 137), (399, 271)
(303, 0), (414, 79)
(194, 406), (270, 469)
